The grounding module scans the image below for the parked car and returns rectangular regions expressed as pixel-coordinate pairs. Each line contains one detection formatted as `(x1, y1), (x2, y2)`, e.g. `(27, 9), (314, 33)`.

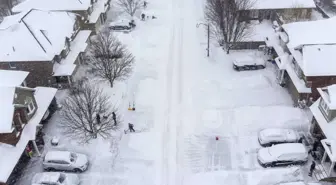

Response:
(109, 19), (135, 32)
(258, 128), (301, 146)
(32, 172), (80, 185)
(43, 151), (89, 172)
(257, 143), (308, 167)
(232, 58), (265, 71)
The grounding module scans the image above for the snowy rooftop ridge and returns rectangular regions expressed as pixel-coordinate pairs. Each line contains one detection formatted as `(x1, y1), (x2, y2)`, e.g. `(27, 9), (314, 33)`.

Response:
(0, 70), (29, 86)
(12, 0), (91, 13)
(246, 0), (316, 10)
(282, 17), (336, 49)
(0, 9), (76, 62)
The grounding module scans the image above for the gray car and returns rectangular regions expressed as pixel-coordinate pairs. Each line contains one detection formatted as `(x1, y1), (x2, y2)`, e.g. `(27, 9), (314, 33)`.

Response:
(43, 151), (89, 172)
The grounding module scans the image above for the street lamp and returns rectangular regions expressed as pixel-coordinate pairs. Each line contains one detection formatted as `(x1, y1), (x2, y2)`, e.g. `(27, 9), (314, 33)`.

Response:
(196, 23), (210, 57)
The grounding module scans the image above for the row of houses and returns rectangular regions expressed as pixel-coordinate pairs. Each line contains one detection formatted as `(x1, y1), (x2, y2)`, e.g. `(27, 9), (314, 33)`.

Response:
(0, 0), (112, 184)
(233, 0), (336, 179)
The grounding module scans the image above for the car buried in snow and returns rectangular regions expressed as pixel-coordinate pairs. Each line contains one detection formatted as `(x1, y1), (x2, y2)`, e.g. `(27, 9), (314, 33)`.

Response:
(43, 151), (89, 172)
(109, 19), (135, 32)
(32, 172), (80, 185)
(257, 143), (308, 167)
(258, 128), (301, 147)
(232, 58), (266, 71)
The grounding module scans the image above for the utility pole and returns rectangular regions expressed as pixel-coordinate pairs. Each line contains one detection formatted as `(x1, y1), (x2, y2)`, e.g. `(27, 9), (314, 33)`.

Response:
(196, 22), (210, 57)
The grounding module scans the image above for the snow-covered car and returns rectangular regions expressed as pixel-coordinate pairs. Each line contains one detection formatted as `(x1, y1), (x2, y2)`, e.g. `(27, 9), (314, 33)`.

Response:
(43, 151), (89, 172)
(109, 19), (135, 32)
(232, 58), (266, 71)
(258, 128), (301, 146)
(257, 143), (308, 167)
(32, 172), (80, 185)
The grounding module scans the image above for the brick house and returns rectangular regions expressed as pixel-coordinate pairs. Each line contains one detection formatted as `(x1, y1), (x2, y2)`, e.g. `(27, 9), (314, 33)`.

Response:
(230, 0), (316, 50)
(0, 69), (57, 185)
(309, 85), (336, 179)
(12, 0), (111, 34)
(265, 17), (336, 105)
(0, 9), (91, 88)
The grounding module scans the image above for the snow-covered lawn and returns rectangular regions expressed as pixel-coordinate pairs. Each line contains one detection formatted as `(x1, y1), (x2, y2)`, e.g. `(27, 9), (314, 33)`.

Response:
(15, 0), (318, 184)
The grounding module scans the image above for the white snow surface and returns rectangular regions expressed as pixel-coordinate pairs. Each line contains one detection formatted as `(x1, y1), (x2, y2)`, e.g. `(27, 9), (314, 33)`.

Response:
(0, 70), (29, 86)
(0, 87), (57, 183)
(14, 0), (314, 184)
(12, 0), (91, 13)
(247, 0), (316, 9)
(0, 9), (76, 62)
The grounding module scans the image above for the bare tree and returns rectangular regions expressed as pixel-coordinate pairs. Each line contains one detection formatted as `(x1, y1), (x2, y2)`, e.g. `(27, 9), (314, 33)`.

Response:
(87, 30), (134, 88)
(205, 0), (254, 54)
(116, 0), (142, 17)
(60, 82), (121, 143)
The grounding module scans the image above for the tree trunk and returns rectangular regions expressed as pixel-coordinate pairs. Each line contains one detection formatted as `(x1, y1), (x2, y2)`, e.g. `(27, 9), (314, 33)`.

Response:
(109, 79), (114, 88)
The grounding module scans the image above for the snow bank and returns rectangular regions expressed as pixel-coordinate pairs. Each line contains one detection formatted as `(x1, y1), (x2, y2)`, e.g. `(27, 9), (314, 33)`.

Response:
(183, 167), (303, 185)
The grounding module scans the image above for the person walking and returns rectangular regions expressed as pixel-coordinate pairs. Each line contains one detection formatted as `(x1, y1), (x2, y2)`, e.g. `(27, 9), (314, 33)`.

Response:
(112, 112), (117, 126)
(96, 113), (101, 124)
(128, 123), (135, 132)
(308, 161), (316, 177)
(141, 13), (145, 21)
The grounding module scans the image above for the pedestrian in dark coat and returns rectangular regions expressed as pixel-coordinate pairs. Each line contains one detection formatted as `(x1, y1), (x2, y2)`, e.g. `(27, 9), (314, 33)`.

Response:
(112, 112), (117, 126)
(128, 123), (135, 132)
(141, 13), (145, 21)
(96, 113), (101, 124)
(308, 161), (316, 176)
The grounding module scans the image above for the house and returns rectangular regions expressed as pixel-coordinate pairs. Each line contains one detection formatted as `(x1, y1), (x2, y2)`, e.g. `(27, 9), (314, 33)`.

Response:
(12, 0), (111, 34)
(265, 17), (336, 104)
(0, 69), (57, 185)
(0, 9), (92, 89)
(242, 0), (316, 24)
(309, 85), (336, 180)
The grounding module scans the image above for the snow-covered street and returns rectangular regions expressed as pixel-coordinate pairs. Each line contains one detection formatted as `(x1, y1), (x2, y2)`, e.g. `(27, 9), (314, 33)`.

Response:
(15, 0), (313, 184)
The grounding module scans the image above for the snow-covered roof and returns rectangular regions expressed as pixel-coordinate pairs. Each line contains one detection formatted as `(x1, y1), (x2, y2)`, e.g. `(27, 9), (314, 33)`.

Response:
(12, 0), (91, 13)
(285, 60), (312, 93)
(317, 85), (336, 109)
(0, 70), (29, 86)
(32, 172), (61, 184)
(300, 45), (336, 76)
(0, 9), (76, 62)
(282, 17), (336, 49)
(310, 99), (336, 140)
(44, 151), (71, 162)
(321, 139), (336, 161)
(0, 87), (15, 133)
(0, 87), (57, 183)
(247, 0), (316, 10)
(89, 0), (109, 23)
(53, 30), (91, 76)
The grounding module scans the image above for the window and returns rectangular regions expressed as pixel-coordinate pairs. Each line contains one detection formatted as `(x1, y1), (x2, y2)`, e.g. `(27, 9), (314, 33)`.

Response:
(25, 97), (36, 115)
(320, 99), (329, 116)
(8, 62), (16, 69)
